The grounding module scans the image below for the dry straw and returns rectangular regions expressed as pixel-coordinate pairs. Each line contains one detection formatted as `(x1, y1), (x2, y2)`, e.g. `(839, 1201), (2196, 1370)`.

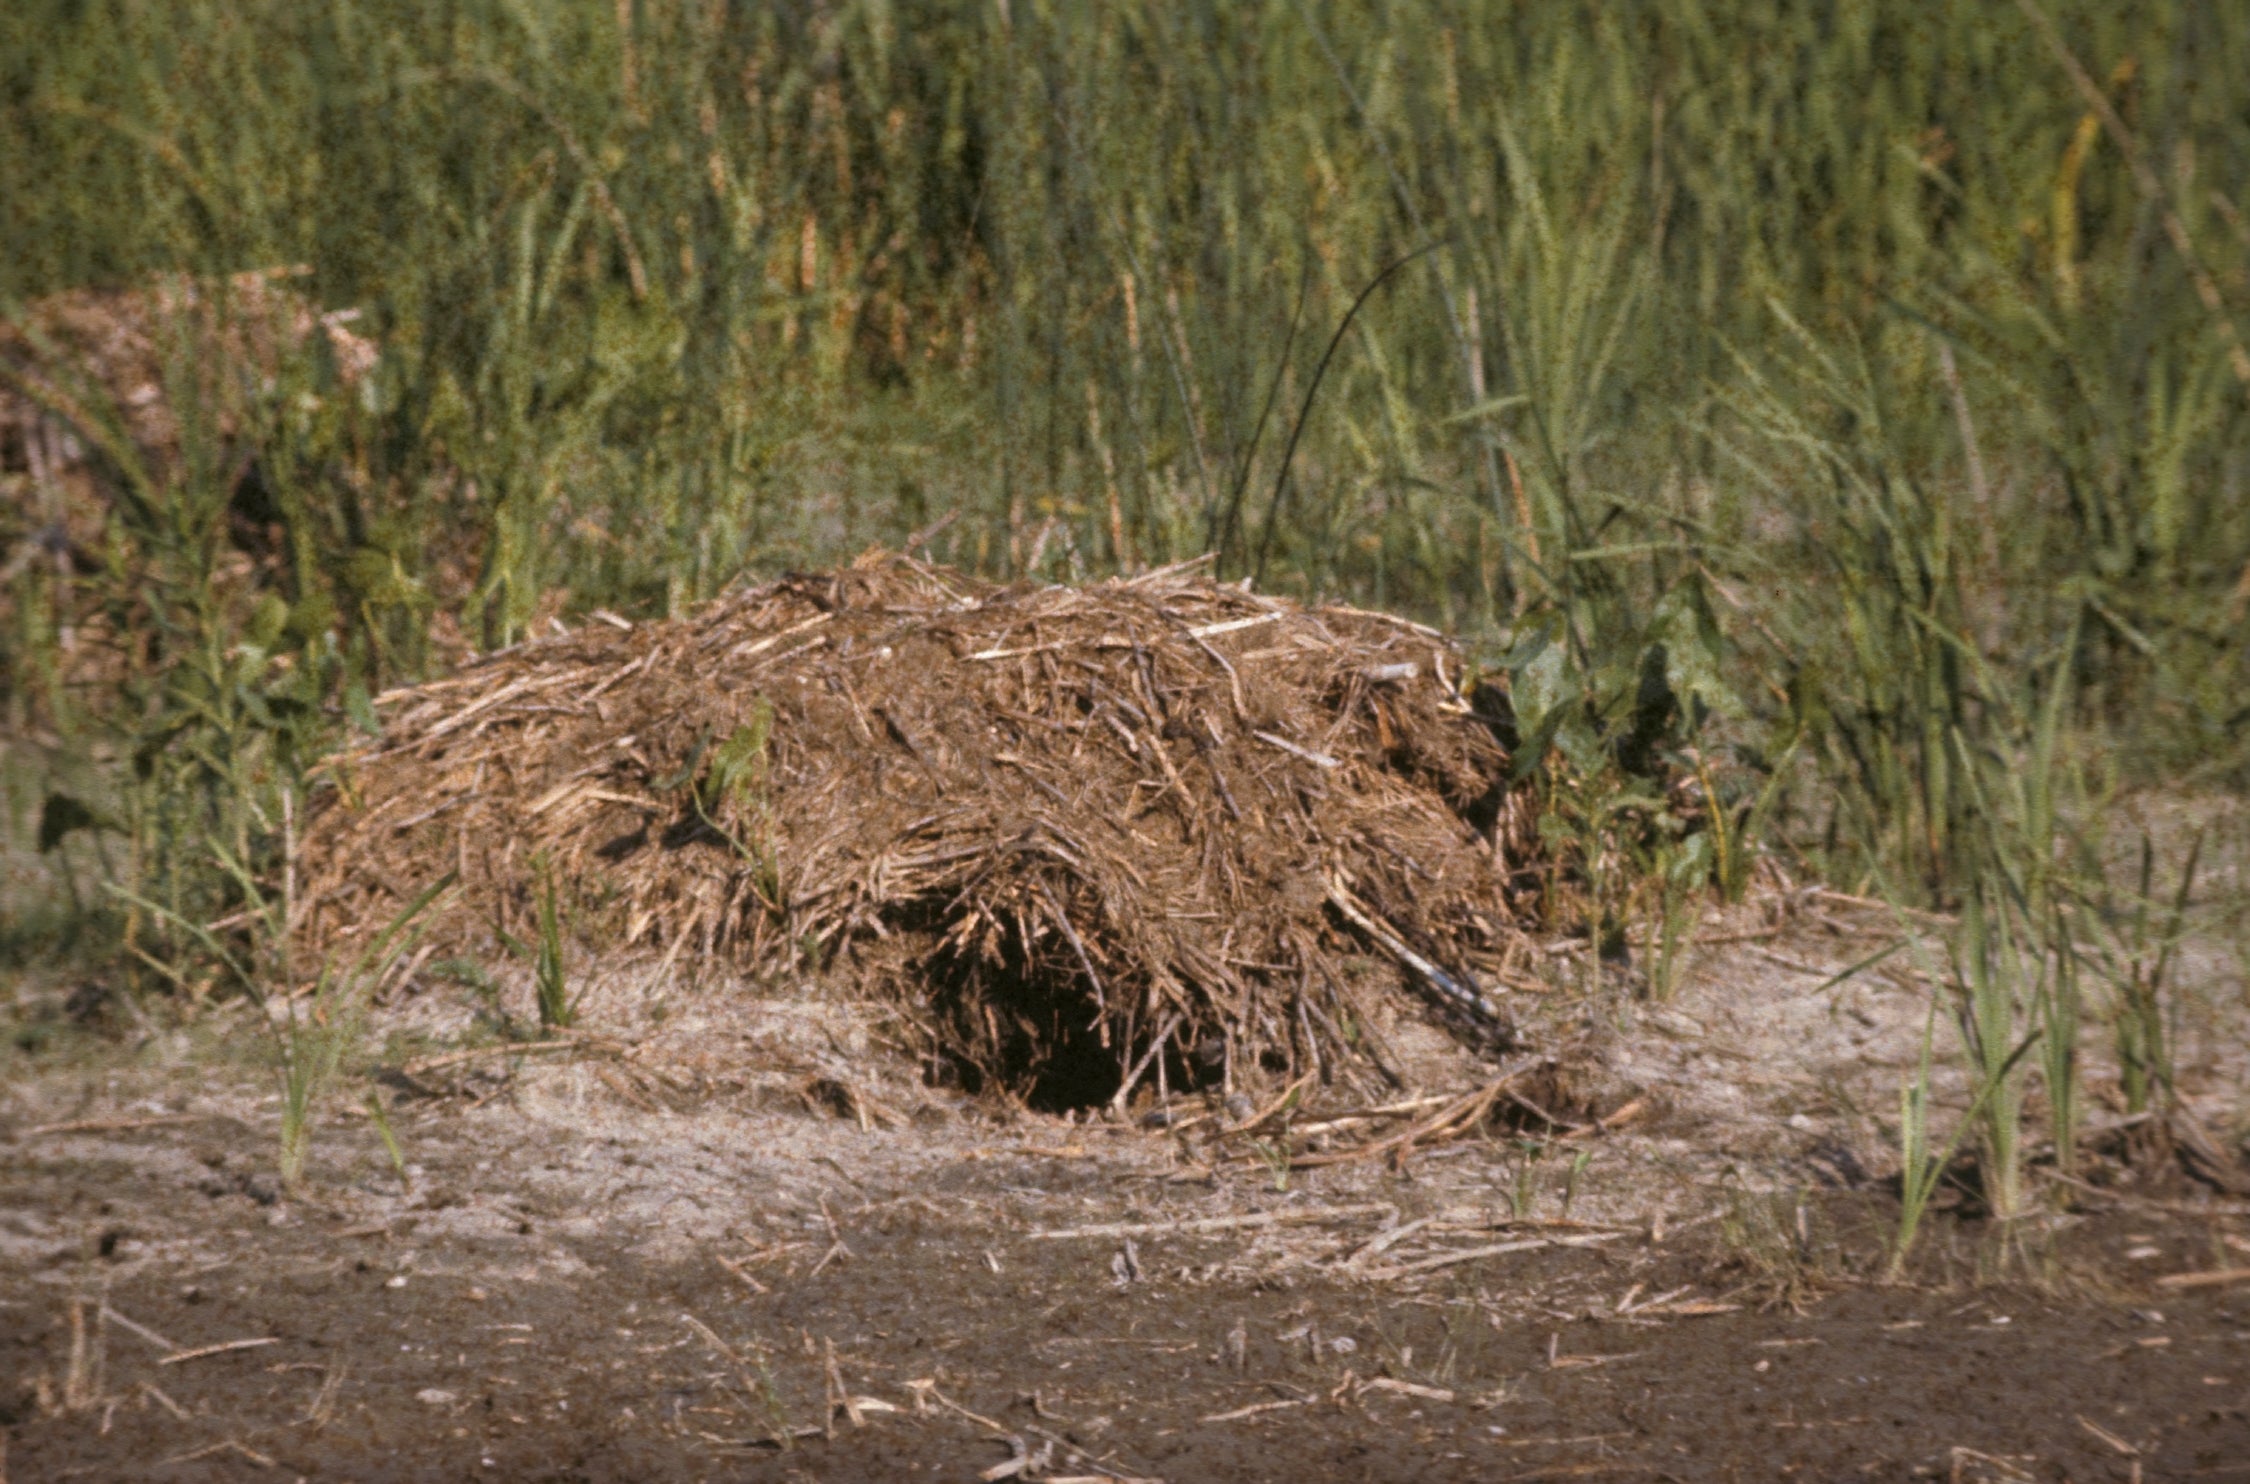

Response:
(299, 551), (1547, 1105)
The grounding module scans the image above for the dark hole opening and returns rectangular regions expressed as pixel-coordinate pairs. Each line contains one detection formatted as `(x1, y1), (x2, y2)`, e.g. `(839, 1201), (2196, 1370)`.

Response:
(911, 908), (1221, 1114)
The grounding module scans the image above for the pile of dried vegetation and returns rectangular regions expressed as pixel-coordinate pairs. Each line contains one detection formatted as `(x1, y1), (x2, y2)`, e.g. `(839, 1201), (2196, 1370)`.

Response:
(2, 267), (380, 700)
(300, 552), (1553, 1108)
(1, 265), (376, 514)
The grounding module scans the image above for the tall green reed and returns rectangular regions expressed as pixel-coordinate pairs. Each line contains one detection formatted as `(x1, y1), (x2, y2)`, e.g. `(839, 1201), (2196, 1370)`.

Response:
(3, 0), (2245, 953)
(8, 1), (2241, 632)
(2081, 829), (2204, 1117)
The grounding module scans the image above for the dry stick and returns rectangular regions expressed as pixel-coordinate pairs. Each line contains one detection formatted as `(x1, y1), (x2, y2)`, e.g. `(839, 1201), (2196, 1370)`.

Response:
(1183, 627), (1248, 722)
(158, 1336), (280, 1365)
(1806, 886), (1956, 925)
(406, 673), (538, 748)
(1343, 1216), (1437, 1270)
(1107, 1010), (1183, 1118)
(1326, 882), (1513, 1036)
(1359, 1378), (1456, 1403)
(139, 1380), (192, 1421)
(1028, 1202), (1394, 1243)
(158, 1440), (277, 1470)
(579, 649), (651, 703)
(1564, 1097), (1647, 1140)
(1618, 1284), (1696, 1316)
(1323, 604), (1448, 642)
(904, 508), (961, 556)
(701, 604), (828, 659)
(1183, 613), (1283, 642)
(1127, 553), (1219, 586)
(1201, 1397), (1308, 1423)
(1364, 1230), (1626, 1280)
(908, 1379), (1015, 1437)
(1502, 1085), (1588, 1135)
(100, 1305), (180, 1354)
(682, 1314), (789, 1448)
(1222, 1071), (1319, 1137)
(63, 1298), (99, 1413)
(399, 1038), (599, 1078)
(1292, 1092), (1458, 1138)
(2076, 1415), (2141, 1458)
(823, 1338), (865, 1430)
(373, 667), (497, 705)
(714, 1253), (770, 1296)
(994, 753), (1070, 807)
(967, 612), (1280, 661)
(1195, 732), (1243, 823)
(736, 633), (833, 678)
(2015, 0), (2250, 395)
(2153, 1267), (2250, 1290)
(26, 1113), (213, 1136)
(1037, 881), (1109, 1021)
(1750, 945), (1841, 978)
(1251, 730), (1339, 769)
(1292, 1065), (1532, 1170)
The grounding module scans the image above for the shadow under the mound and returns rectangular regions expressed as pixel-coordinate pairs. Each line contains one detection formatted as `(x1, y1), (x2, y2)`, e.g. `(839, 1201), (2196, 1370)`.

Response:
(881, 888), (1551, 1116)
(886, 907), (1226, 1114)
(916, 943), (1166, 1114)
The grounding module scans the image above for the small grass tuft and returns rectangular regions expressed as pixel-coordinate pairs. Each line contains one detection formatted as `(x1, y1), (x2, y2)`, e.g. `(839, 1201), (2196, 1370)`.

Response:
(498, 856), (580, 1032)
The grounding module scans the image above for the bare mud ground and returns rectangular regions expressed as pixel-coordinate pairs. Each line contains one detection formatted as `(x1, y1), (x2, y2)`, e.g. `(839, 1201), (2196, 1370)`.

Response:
(6, 905), (2250, 1483)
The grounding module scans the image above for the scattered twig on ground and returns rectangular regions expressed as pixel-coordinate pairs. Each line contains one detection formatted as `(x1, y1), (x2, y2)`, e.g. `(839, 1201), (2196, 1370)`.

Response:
(399, 1035), (623, 1079)
(2153, 1266), (2250, 1290)
(1358, 1377), (1456, 1403)
(1545, 1332), (1648, 1370)
(1292, 1066), (1541, 1169)
(823, 1338), (862, 1432)
(157, 1336), (280, 1366)
(26, 1114), (215, 1137)
(137, 1381), (191, 1421)
(157, 1439), (276, 1469)
(99, 1306), (179, 1353)
(682, 1313), (792, 1449)
(714, 1253), (770, 1295)
(1200, 1397), (1309, 1423)
(1027, 1202), (1394, 1242)
(1359, 1230), (1625, 1281)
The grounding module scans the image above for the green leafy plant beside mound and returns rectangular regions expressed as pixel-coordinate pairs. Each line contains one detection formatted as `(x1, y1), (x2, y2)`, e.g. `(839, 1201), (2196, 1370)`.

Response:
(115, 858), (454, 1189)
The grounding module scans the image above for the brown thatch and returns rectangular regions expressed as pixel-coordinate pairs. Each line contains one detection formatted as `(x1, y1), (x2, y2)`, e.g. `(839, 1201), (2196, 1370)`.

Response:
(299, 552), (1547, 1107)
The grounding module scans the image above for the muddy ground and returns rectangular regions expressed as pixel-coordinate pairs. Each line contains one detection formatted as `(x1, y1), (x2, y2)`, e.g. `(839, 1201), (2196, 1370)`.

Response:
(6, 896), (2250, 1483)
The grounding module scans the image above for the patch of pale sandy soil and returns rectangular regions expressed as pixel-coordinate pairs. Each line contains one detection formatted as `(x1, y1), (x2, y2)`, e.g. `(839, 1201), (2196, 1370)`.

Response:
(3, 878), (2249, 1482)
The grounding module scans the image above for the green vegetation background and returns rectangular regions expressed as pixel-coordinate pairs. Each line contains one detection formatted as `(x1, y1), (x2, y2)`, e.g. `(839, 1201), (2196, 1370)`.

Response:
(5, 0), (2248, 937)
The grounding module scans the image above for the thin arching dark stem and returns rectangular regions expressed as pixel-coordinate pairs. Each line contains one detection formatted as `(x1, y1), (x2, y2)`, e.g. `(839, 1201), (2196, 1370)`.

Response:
(1252, 239), (1452, 585)
(1211, 252), (1315, 573)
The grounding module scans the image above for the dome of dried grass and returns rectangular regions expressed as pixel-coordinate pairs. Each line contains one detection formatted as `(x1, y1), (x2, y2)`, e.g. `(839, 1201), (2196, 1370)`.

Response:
(300, 552), (1548, 1107)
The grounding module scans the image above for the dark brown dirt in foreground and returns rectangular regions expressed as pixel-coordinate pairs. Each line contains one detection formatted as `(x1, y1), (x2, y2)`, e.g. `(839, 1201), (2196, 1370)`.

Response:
(6, 1095), (2248, 1484)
